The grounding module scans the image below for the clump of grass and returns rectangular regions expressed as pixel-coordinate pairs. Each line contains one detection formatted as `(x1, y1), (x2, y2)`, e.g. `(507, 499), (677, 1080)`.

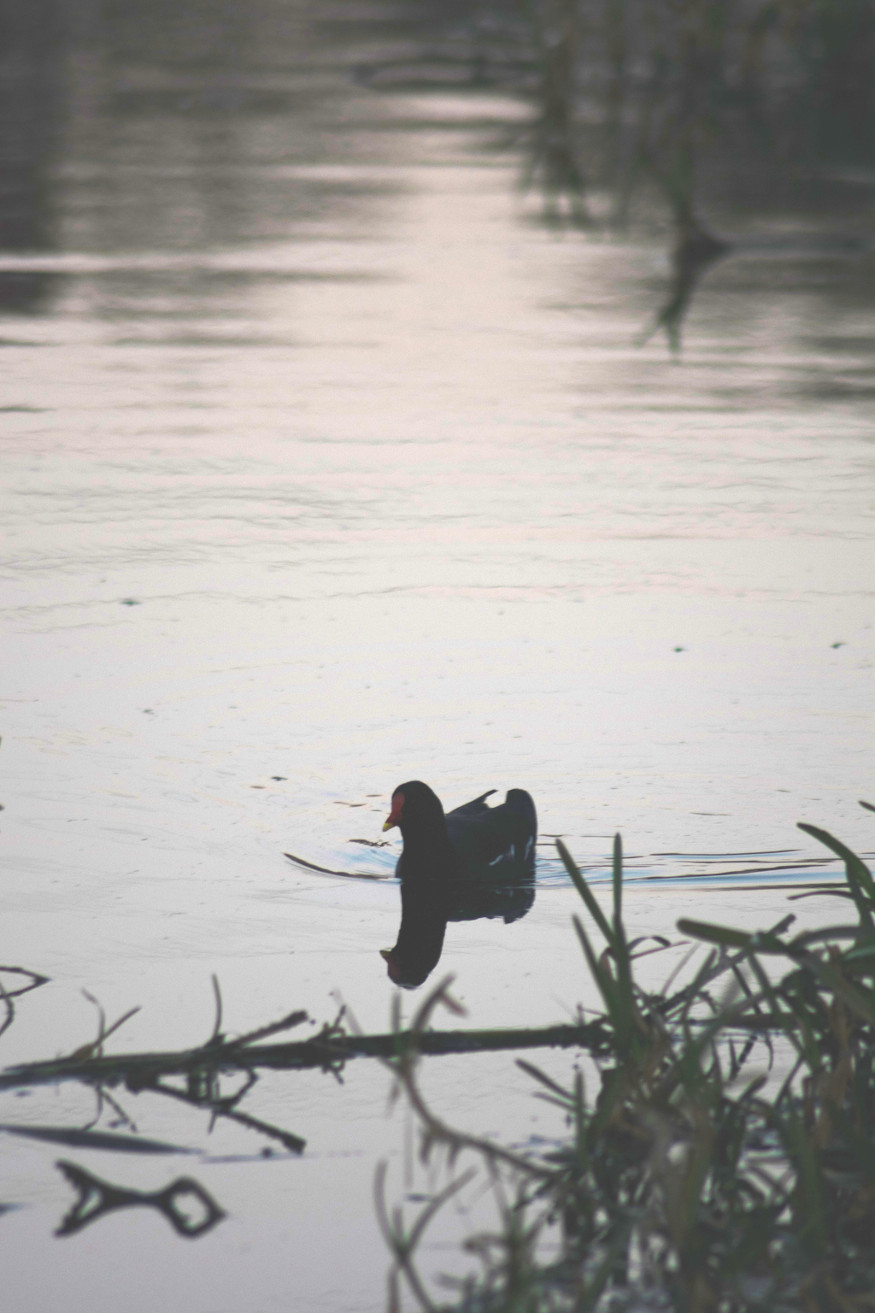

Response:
(381, 808), (875, 1311)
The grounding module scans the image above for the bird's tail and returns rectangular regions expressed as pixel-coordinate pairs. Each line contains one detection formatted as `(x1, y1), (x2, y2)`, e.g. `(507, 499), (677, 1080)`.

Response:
(504, 788), (537, 836)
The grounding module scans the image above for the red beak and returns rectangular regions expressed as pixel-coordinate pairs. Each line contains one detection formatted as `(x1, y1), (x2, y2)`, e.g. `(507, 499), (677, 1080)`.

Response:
(382, 790), (404, 832)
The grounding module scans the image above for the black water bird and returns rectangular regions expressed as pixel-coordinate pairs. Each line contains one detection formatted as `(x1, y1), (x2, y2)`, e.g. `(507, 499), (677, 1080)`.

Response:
(380, 781), (537, 987)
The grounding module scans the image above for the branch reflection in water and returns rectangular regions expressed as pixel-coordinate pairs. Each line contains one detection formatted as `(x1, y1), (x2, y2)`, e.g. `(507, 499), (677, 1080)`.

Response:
(56, 1161), (225, 1239)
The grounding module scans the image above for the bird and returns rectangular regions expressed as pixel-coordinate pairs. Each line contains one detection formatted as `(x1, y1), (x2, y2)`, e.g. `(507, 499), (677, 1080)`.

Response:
(380, 781), (537, 987)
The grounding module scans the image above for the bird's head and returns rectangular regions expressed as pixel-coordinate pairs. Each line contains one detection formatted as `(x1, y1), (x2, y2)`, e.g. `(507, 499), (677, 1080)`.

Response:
(382, 781), (443, 835)
(380, 946), (430, 989)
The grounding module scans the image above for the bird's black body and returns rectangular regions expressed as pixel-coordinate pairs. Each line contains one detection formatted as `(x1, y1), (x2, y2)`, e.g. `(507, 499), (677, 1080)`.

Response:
(381, 781), (537, 987)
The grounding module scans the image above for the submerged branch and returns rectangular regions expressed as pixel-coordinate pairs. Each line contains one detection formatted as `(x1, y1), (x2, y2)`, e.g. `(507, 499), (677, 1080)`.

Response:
(0, 1019), (608, 1094)
(56, 1160), (225, 1239)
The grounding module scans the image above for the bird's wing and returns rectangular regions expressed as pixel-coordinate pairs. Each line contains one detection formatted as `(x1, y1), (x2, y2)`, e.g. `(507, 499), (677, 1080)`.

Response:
(447, 791), (538, 874)
(447, 789), (497, 818)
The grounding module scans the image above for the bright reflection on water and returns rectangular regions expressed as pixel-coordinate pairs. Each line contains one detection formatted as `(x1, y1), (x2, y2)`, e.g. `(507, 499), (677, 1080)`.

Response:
(0, 1), (873, 1309)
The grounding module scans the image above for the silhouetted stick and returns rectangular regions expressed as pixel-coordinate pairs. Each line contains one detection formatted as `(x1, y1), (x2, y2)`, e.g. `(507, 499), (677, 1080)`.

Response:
(0, 1018), (608, 1093)
(56, 1160), (225, 1238)
(284, 851), (389, 879)
(147, 1076), (306, 1154)
(0, 966), (48, 998)
(0, 966), (50, 1040)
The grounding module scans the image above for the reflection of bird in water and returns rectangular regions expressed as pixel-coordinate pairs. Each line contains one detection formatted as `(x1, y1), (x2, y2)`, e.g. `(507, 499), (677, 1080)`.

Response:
(380, 781), (537, 988)
(640, 217), (731, 354)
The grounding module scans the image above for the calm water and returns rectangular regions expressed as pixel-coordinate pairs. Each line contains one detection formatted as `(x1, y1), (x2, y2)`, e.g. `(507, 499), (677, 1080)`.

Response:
(1, 2), (873, 1308)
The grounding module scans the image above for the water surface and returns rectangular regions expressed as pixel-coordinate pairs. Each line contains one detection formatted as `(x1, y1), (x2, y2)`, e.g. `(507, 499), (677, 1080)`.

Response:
(0, 2), (873, 1308)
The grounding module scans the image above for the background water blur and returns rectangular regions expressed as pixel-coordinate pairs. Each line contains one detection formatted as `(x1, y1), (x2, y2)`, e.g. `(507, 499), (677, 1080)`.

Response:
(0, 1), (872, 1309)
